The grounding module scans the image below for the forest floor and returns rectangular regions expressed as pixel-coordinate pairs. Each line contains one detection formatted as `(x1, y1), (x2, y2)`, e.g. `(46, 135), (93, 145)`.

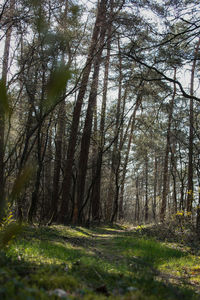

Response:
(0, 222), (200, 299)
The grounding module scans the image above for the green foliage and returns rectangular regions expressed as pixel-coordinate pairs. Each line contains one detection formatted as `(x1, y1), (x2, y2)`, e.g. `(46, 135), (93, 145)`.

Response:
(0, 223), (22, 249)
(70, 5), (80, 16)
(0, 165), (34, 248)
(0, 79), (10, 116)
(0, 202), (14, 227)
(10, 164), (35, 203)
(44, 65), (71, 111)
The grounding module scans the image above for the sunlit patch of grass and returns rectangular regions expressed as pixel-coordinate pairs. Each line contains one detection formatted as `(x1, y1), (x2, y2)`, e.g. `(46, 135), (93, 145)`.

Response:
(160, 255), (200, 285)
(1, 224), (199, 299)
(8, 237), (88, 266)
(102, 235), (185, 267)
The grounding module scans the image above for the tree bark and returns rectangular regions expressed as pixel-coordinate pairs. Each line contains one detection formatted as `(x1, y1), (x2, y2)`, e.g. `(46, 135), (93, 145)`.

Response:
(196, 159), (200, 234)
(153, 154), (158, 221)
(160, 68), (176, 221)
(73, 6), (107, 224)
(135, 176), (140, 223)
(28, 121), (49, 223)
(105, 36), (122, 222)
(170, 136), (177, 214)
(90, 105), (100, 222)
(118, 89), (143, 220)
(90, 1), (113, 223)
(187, 38), (200, 213)
(49, 101), (66, 223)
(58, 0), (108, 224)
(144, 153), (149, 223)
(0, 0), (15, 218)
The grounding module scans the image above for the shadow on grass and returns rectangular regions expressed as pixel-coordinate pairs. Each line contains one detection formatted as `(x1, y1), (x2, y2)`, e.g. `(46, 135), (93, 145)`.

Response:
(2, 225), (199, 300)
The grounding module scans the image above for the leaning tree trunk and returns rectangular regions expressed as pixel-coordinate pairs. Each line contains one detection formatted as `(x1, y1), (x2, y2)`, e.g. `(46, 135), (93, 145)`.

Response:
(58, 0), (107, 224)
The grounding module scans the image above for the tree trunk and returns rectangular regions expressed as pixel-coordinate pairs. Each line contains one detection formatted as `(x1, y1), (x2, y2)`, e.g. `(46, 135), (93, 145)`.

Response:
(49, 101), (66, 223)
(73, 8), (107, 224)
(196, 189), (200, 235)
(28, 121), (49, 223)
(58, 0), (107, 224)
(187, 38), (200, 213)
(0, 0), (15, 218)
(196, 159), (200, 234)
(153, 154), (158, 222)
(160, 68), (176, 221)
(90, 1), (113, 223)
(91, 106), (100, 222)
(105, 36), (122, 222)
(170, 137), (177, 214)
(135, 176), (140, 223)
(28, 164), (42, 223)
(118, 89), (143, 220)
(144, 153), (149, 223)
(43, 127), (52, 221)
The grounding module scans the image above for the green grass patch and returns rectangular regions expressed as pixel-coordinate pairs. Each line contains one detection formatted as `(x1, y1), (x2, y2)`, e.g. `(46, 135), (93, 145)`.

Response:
(0, 224), (199, 299)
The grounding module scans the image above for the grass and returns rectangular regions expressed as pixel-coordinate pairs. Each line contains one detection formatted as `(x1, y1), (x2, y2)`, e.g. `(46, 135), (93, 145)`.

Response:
(0, 223), (200, 299)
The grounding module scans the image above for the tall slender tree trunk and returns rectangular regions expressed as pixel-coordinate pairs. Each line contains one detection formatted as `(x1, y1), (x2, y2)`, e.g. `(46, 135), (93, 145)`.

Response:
(135, 176), (140, 223)
(43, 128), (52, 220)
(153, 154), (158, 221)
(90, 1), (113, 223)
(0, 0), (15, 217)
(180, 179), (185, 211)
(187, 38), (200, 213)
(118, 90), (143, 220)
(28, 163), (42, 223)
(49, 101), (66, 223)
(197, 188), (200, 235)
(58, 0), (107, 224)
(16, 104), (35, 222)
(160, 68), (176, 221)
(196, 160), (200, 234)
(73, 8), (107, 224)
(144, 153), (149, 223)
(28, 122), (49, 223)
(49, 1), (71, 224)
(105, 36), (122, 222)
(90, 105), (100, 222)
(170, 137), (177, 214)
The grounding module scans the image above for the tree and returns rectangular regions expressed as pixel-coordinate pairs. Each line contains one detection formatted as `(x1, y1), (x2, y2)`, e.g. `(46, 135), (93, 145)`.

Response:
(186, 37), (200, 213)
(0, 0), (15, 219)
(58, 0), (109, 224)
